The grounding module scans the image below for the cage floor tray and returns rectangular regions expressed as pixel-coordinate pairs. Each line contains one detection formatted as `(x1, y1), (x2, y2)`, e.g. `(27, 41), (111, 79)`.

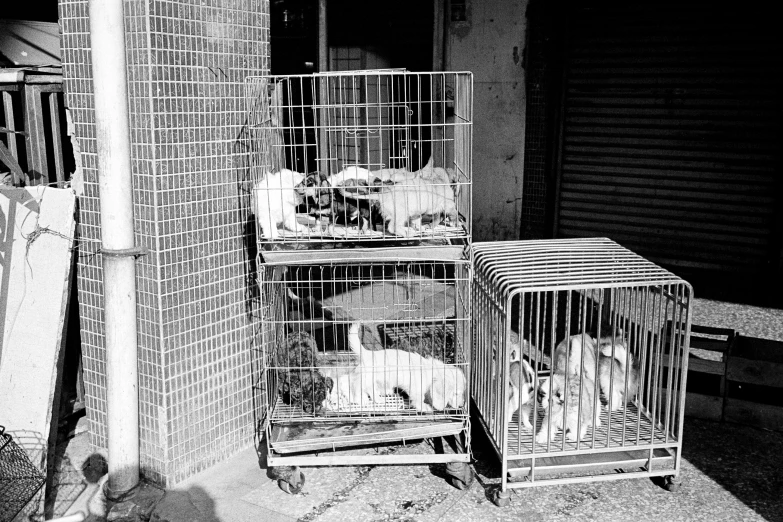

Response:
(501, 401), (677, 459)
(269, 418), (466, 454)
(507, 446), (676, 481)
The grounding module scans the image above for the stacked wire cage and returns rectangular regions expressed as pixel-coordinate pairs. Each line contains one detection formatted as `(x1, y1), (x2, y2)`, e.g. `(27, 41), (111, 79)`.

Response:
(472, 238), (692, 506)
(247, 70), (474, 493)
(246, 70), (472, 250)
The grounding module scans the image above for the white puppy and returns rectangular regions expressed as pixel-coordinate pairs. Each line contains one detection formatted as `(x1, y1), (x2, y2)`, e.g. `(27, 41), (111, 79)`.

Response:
(347, 323), (466, 412)
(254, 169), (308, 239)
(553, 333), (599, 382)
(507, 358), (536, 430)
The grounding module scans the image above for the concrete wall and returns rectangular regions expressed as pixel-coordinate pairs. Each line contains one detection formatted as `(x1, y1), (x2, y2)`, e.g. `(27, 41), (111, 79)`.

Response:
(446, 0), (528, 241)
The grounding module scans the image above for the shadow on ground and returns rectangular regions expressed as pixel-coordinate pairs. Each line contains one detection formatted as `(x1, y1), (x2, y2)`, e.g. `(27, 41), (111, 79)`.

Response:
(682, 418), (783, 521)
(468, 412), (783, 521)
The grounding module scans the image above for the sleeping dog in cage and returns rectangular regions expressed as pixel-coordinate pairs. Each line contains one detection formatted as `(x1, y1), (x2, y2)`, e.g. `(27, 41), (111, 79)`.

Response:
(502, 330), (641, 443)
(253, 157), (460, 239)
(276, 323), (466, 415)
(320, 323), (467, 413)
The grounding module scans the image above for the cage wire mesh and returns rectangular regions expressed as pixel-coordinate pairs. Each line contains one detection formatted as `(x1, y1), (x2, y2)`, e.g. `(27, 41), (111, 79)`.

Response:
(245, 70), (472, 246)
(253, 258), (471, 456)
(472, 238), (692, 490)
(0, 427), (45, 522)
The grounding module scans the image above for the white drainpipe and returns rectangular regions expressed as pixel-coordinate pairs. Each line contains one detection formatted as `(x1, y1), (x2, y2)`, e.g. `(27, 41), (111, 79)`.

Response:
(87, 0), (140, 497)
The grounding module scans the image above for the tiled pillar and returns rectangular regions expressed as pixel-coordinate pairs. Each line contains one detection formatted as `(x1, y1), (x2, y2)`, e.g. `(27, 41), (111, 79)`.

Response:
(58, 0), (269, 485)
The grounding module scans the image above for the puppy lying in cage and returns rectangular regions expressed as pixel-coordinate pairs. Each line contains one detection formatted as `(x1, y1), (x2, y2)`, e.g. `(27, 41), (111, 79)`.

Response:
(597, 334), (641, 412)
(343, 176), (458, 237)
(507, 359), (536, 431)
(492, 330), (537, 430)
(535, 332), (641, 443)
(294, 158), (460, 238)
(321, 323), (467, 413)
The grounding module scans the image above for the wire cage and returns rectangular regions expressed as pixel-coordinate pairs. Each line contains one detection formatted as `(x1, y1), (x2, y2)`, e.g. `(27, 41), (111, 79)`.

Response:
(471, 238), (692, 504)
(253, 253), (473, 491)
(245, 70), (472, 249)
(0, 426), (45, 522)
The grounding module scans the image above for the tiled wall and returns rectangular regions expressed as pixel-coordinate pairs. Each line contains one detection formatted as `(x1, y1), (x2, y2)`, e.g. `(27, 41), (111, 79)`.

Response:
(59, 0), (269, 485)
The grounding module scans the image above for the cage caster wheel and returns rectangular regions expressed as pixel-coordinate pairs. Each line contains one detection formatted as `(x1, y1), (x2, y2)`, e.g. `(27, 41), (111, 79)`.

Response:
(492, 488), (511, 507)
(663, 475), (681, 492)
(277, 468), (305, 495)
(445, 462), (474, 490)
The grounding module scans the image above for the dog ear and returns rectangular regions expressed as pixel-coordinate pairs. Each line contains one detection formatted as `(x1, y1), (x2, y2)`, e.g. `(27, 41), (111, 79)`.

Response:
(325, 377), (334, 392)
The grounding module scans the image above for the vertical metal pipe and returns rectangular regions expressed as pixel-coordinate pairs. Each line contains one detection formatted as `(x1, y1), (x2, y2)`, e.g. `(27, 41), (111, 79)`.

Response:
(87, 0), (140, 496)
(317, 0), (329, 178)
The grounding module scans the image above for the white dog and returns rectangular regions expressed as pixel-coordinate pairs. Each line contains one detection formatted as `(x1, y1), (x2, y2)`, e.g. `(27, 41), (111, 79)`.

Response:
(347, 323), (466, 412)
(254, 169), (308, 239)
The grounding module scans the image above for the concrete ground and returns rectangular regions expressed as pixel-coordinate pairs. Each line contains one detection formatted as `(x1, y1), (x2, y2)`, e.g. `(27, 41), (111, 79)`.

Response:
(49, 414), (783, 522)
(44, 296), (783, 521)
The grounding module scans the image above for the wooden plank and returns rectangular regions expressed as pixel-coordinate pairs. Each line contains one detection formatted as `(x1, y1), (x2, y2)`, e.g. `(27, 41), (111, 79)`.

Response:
(690, 338), (732, 353)
(21, 75), (63, 85)
(2, 90), (19, 161)
(23, 84), (48, 185)
(0, 140), (25, 186)
(0, 186), (76, 517)
(732, 336), (783, 363)
(685, 357), (725, 376)
(724, 398), (783, 432)
(727, 358), (783, 388)
(48, 93), (65, 186)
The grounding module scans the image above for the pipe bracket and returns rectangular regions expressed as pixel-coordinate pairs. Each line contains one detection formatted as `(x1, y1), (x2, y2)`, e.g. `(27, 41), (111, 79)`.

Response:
(100, 246), (150, 258)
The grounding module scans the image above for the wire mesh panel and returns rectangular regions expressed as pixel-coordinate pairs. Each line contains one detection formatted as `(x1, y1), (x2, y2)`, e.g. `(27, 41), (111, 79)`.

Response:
(245, 70), (472, 246)
(253, 257), (471, 462)
(472, 238), (692, 495)
(0, 427), (45, 522)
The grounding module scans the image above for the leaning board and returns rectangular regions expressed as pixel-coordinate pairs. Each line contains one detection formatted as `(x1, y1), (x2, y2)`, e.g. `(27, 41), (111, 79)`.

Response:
(0, 186), (76, 506)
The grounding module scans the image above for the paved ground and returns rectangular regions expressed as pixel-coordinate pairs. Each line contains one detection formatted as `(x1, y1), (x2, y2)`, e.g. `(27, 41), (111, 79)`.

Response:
(43, 297), (783, 522)
(49, 414), (782, 522)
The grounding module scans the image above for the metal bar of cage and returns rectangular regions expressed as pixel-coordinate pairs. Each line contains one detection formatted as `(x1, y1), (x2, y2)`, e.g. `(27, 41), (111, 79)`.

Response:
(471, 238), (691, 496)
(255, 257), (473, 472)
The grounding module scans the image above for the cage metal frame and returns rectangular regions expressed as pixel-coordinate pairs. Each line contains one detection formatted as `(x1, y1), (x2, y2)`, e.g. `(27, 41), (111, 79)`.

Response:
(254, 252), (473, 471)
(472, 238), (692, 498)
(245, 70), (473, 248)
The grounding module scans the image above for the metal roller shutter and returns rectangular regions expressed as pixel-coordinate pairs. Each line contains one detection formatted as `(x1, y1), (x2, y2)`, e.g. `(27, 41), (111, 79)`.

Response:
(555, 3), (782, 280)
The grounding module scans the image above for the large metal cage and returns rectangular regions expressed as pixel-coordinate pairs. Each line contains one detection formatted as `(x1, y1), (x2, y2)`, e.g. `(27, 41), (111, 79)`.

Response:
(253, 253), (473, 491)
(472, 238), (692, 501)
(245, 70), (472, 248)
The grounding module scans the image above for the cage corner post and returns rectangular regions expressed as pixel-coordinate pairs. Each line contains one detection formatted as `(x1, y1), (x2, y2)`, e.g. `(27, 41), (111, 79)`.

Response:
(87, 0), (140, 498)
